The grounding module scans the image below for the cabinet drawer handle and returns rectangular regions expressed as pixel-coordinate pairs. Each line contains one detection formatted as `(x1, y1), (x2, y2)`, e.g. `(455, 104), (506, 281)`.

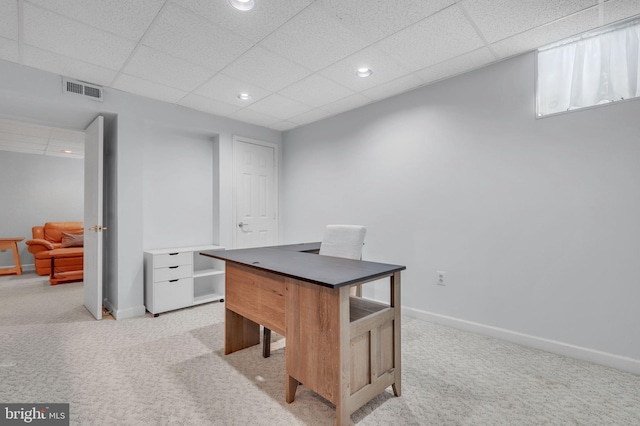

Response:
(169, 266), (179, 269)
(169, 279), (179, 283)
(169, 253), (179, 255)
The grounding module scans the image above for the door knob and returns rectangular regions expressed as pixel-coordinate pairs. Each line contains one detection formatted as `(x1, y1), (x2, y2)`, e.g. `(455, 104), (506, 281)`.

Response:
(238, 222), (247, 228)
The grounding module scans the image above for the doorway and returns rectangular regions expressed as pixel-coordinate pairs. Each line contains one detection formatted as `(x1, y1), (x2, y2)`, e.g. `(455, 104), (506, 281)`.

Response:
(232, 136), (279, 248)
(0, 115), (106, 320)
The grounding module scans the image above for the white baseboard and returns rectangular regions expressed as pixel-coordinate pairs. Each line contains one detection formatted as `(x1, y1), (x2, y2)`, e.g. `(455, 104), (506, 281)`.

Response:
(105, 300), (145, 320)
(402, 306), (640, 375)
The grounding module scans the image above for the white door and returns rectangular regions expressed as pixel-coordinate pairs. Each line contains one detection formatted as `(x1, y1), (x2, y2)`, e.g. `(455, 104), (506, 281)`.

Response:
(84, 115), (104, 320)
(233, 137), (278, 248)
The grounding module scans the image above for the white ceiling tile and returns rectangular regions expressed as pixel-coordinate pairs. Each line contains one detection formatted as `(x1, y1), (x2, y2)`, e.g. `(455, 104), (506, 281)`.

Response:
(0, 138), (47, 150)
(178, 94), (241, 117)
(375, 5), (485, 72)
(603, 0), (640, 25)
(124, 46), (215, 92)
(362, 74), (424, 100)
(0, 145), (45, 155)
(228, 108), (280, 128)
(23, 45), (118, 86)
(179, 0), (314, 43)
(112, 74), (188, 103)
(50, 128), (84, 144)
(279, 74), (354, 107)
(414, 47), (496, 84)
(269, 121), (299, 131)
(288, 108), (333, 125)
(46, 150), (83, 159)
(0, 0), (18, 40)
(26, 0), (165, 41)
(23, 3), (137, 69)
(319, 46), (411, 91)
(221, 46), (312, 91)
(144, 3), (253, 72)
(0, 36), (19, 63)
(247, 94), (314, 120)
(320, 93), (373, 115)
(491, 8), (600, 58)
(260, 3), (368, 71)
(461, 0), (598, 43)
(194, 74), (271, 106)
(0, 120), (51, 138)
(318, 0), (455, 43)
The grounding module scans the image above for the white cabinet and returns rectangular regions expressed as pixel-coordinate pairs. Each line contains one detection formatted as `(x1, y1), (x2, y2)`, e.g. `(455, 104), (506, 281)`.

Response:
(144, 245), (225, 316)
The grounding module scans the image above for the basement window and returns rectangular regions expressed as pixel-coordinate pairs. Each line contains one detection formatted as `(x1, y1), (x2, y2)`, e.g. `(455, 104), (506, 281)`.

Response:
(536, 20), (640, 117)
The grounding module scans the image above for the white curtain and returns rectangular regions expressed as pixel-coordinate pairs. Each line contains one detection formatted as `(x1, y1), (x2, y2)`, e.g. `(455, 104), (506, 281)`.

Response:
(537, 23), (640, 115)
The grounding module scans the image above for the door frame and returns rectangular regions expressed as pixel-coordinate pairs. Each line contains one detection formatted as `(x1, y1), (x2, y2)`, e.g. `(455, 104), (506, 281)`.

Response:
(231, 135), (279, 249)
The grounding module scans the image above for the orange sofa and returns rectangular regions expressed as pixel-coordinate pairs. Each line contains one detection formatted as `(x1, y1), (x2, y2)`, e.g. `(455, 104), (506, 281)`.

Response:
(26, 222), (84, 284)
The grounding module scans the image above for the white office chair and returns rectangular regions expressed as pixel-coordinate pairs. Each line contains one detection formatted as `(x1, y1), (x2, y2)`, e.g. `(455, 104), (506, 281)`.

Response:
(262, 224), (367, 358)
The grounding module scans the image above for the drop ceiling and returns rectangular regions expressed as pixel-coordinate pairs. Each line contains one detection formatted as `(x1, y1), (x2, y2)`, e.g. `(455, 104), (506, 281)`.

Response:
(0, 118), (84, 158)
(0, 0), (639, 133)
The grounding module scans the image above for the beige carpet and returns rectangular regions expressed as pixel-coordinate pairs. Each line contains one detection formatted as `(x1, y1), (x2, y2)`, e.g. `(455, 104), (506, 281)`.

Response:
(1, 272), (639, 425)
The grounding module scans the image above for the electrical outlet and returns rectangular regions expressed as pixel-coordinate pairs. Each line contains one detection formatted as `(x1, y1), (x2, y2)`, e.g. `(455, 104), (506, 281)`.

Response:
(437, 271), (446, 286)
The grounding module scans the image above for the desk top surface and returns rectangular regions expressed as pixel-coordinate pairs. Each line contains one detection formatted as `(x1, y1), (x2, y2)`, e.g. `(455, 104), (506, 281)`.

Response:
(200, 243), (405, 289)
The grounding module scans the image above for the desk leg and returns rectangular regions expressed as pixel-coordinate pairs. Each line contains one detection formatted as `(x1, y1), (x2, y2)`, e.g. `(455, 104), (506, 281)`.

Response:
(11, 242), (22, 275)
(391, 271), (401, 397)
(224, 308), (260, 355)
(286, 376), (299, 403)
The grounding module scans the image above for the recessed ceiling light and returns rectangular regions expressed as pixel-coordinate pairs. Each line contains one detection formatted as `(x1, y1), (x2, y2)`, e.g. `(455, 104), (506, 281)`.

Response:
(63, 150), (74, 154)
(237, 92), (252, 101)
(228, 0), (255, 11)
(356, 67), (373, 78)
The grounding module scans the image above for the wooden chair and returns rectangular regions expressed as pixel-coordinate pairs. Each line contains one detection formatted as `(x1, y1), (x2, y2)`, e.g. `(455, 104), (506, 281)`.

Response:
(262, 225), (367, 358)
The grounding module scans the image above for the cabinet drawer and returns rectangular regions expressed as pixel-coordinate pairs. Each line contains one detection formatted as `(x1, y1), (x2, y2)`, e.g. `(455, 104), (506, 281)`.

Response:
(154, 252), (192, 268)
(155, 264), (193, 282)
(154, 278), (193, 313)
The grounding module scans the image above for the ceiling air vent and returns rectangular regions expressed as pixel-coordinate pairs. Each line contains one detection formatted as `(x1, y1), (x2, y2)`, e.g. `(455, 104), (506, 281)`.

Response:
(62, 77), (103, 102)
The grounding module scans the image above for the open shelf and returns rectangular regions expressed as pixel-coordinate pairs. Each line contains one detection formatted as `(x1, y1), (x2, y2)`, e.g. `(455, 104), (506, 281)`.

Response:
(349, 296), (389, 322)
(193, 268), (225, 279)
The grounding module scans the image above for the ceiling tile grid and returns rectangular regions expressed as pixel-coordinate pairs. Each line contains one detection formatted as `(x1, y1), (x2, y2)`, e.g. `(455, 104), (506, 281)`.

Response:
(374, 5), (487, 72)
(112, 73), (188, 104)
(220, 45), (312, 92)
(194, 73), (272, 107)
(178, 93), (242, 117)
(259, 3), (368, 71)
(278, 73), (355, 107)
(247, 93), (315, 120)
(23, 45), (118, 87)
(121, 45), (213, 92)
(461, 0), (599, 43)
(318, 0), (457, 43)
(142, 3), (254, 72)
(490, 7), (601, 59)
(22, 3), (137, 70)
(319, 45), (414, 92)
(0, 0), (638, 138)
(24, 0), (166, 41)
(178, 0), (314, 43)
(0, 118), (84, 157)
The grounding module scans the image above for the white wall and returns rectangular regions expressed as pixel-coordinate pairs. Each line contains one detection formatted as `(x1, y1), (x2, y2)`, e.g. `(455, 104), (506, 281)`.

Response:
(282, 52), (640, 371)
(0, 151), (83, 268)
(142, 122), (217, 249)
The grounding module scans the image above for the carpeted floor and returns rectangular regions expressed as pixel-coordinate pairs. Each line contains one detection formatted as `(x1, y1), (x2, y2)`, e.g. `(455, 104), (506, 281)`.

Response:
(1, 272), (639, 425)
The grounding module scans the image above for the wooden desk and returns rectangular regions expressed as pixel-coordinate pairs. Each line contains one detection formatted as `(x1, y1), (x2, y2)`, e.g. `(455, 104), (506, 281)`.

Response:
(201, 244), (406, 425)
(0, 238), (24, 276)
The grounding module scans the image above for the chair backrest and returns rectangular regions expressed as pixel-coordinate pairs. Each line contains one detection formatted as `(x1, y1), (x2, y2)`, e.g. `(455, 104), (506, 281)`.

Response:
(319, 225), (366, 260)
